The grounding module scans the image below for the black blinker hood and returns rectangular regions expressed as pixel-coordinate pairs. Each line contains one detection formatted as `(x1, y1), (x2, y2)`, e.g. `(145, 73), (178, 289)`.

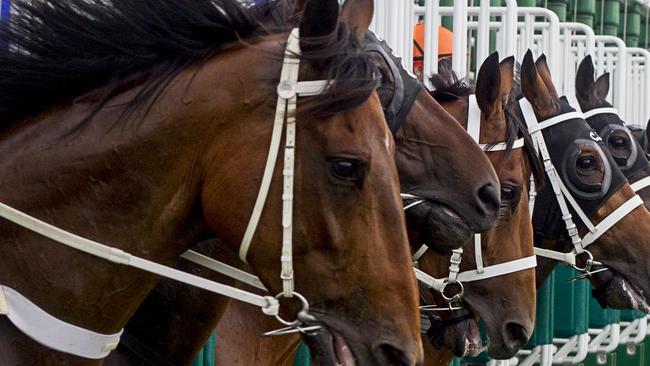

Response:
(363, 32), (422, 134)
(583, 108), (649, 179)
(531, 100), (627, 241)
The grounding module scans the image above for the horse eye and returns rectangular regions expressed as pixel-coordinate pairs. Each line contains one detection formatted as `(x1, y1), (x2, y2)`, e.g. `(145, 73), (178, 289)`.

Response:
(609, 136), (627, 149)
(501, 185), (516, 201)
(329, 158), (364, 184)
(577, 156), (597, 170)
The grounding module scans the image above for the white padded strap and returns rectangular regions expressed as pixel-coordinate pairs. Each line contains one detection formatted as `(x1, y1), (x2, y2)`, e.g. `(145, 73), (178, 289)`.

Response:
(412, 244), (428, 262)
(630, 176), (650, 192)
(581, 194), (643, 247)
(0, 201), (279, 315)
(583, 107), (620, 119)
(467, 94), (481, 143)
(565, 94), (584, 113)
(0, 286), (123, 360)
(453, 256), (537, 282)
(520, 99), (584, 254)
(447, 248), (463, 284)
(534, 247), (577, 265)
(181, 250), (267, 291)
(482, 139), (525, 151)
(473, 234), (484, 274)
(527, 111), (585, 134)
(414, 268), (446, 292)
(0, 286), (8, 315)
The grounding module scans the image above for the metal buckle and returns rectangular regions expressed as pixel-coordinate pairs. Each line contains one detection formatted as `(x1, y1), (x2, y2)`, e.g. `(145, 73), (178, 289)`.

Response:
(263, 292), (322, 337)
(568, 250), (609, 282)
(419, 280), (465, 312)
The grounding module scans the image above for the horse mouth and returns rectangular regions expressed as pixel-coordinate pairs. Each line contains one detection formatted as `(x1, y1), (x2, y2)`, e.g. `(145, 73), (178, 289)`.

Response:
(426, 310), (482, 358)
(410, 200), (472, 252)
(591, 268), (650, 313)
(447, 315), (482, 357)
(301, 323), (357, 366)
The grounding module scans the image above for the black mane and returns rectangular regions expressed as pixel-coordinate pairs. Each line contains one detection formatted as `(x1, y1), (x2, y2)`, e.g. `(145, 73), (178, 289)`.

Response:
(0, 0), (378, 126)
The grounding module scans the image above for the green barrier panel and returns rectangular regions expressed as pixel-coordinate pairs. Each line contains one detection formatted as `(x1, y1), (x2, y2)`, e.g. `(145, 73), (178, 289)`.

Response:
(528, 270), (556, 347)
(616, 341), (645, 366)
(548, 0), (568, 21)
(553, 266), (590, 338)
(596, 0), (620, 36)
(589, 298), (620, 329)
(293, 342), (310, 366)
(440, 0), (453, 30)
(576, 0), (596, 27)
(584, 350), (617, 366)
(192, 331), (216, 366)
(622, 3), (641, 46)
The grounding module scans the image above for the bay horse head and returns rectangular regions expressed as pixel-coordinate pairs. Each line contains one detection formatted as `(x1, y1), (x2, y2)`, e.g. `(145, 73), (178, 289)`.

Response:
(108, 1), (502, 364)
(0, 0), (422, 364)
(517, 51), (650, 314)
(419, 53), (542, 361)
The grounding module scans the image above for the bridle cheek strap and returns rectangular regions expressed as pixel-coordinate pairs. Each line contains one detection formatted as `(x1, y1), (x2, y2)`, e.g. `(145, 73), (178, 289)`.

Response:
(520, 98), (642, 265)
(238, 28), (328, 298)
(414, 95), (533, 298)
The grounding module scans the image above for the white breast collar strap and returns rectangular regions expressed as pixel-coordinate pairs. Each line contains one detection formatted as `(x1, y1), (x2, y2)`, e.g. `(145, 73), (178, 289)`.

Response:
(519, 98), (641, 265)
(0, 286), (123, 359)
(630, 176), (650, 192)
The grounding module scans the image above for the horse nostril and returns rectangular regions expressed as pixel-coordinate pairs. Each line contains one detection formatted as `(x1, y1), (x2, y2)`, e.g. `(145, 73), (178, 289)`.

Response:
(504, 322), (529, 351)
(477, 182), (500, 214)
(377, 343), (413, 366)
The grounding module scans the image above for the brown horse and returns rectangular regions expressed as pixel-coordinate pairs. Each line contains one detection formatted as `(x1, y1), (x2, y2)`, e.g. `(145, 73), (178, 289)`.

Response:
(514, 52), (650, 313)
(0, 0), (424, 365)
(574, 55), (650, 206)
(204, 53), (539, 366)
(107, 1), (502, 365)
(418, 53), (543, 364)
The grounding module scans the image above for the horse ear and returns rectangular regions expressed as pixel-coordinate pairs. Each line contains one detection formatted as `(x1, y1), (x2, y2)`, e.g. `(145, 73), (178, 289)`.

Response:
(499, 55), (515, 104)
(521, 50), (556, 118)
(575, 55), (595, 102)
(534, 54), (558, 98)
(595, 73), (610, 100)
(341, 0), (374, 41)
(299, 0), (339, 51)
(475, 52), (501, 114)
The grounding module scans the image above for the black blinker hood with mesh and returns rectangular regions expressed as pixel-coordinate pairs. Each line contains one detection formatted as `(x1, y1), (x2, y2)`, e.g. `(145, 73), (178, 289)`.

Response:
(531, 101), (628, 241)
(583, 109), (649, 178)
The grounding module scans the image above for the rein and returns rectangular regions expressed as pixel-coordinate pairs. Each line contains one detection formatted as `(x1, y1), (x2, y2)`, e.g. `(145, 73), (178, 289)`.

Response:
(520, 98), (643, 275)
(0, 28), (329, 359)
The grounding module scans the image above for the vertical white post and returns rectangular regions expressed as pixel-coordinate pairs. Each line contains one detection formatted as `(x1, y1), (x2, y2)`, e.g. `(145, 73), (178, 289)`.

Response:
(423, 0), (440, 89)
(476, 0), (490, 65)
(452, 0), (466, 77)
(505, 0), (517, 58)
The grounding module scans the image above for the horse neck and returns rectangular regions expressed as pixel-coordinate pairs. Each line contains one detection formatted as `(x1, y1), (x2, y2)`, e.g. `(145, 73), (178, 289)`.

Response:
(0, 53), (260, 335)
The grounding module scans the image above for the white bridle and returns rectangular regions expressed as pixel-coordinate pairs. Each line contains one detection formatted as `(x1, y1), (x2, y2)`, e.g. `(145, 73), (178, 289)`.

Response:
(521, 98), (643, 272)
(565, 94), (650, 194)
(411, 95), (537, 308)
(0, 28), (330, 358)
